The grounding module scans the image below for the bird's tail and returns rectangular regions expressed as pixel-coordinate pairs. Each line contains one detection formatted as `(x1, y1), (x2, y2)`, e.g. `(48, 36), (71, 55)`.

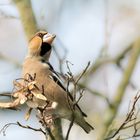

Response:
(76, 119), (94, 133)
(73, 111), (94, 133)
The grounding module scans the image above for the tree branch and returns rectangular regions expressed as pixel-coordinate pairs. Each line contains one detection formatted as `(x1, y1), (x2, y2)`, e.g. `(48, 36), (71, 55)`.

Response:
(98, 39), (140, 140)
(88, 45), (132, 76)
(13, 0), (37, 39)
(105, 91), (140, 139)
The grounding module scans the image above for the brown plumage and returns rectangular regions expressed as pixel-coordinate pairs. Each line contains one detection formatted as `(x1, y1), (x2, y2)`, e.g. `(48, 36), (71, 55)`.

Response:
(22, 31), (94, 133)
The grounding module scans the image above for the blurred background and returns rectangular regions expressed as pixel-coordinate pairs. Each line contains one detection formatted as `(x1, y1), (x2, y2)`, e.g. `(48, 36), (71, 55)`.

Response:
(0, 0), (140, 140)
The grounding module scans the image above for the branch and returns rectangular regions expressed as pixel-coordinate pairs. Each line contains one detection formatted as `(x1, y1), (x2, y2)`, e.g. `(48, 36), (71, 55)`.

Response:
(0, 92), (12, 98)
(0, 122), (45, 136)
(65, 114), (75, 140)
(78, 83), (108, 100)
(13, 0), (37, 39)
(89, 45), (132, 75)
(46, 119), (63, 140)
(64, 62), (91, 139)
(98, 39), (140, 140)
(17, 122), (46, 135)
(0, 99), (20, 109)
(105, 91), (140, 139)
(75, 61), (90, 84)
(75, 45), (136, 112)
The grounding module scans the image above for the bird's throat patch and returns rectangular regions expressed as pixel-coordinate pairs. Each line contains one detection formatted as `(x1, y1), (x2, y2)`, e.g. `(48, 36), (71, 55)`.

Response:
(40, 42), (51, 56)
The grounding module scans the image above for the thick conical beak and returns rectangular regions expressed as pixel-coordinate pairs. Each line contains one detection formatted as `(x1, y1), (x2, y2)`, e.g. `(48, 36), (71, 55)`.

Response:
(43, 33), (56, 45)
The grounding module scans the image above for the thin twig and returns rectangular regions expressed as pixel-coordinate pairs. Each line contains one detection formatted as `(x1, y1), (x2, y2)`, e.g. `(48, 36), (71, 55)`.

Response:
(87, 45), (132, 77)
(105, 91), (140, 140)
(75, 62), (90, 85)
(0, 92), (12, 98)
(17, 122), (46, 135)
(65, 114), (75, 140)
(0, 122), (45, 136)
(98, 40), (140, 140)
(64, 61), (90, 139)
(0, 123), (17, 136)
(122, 120), (140, 130)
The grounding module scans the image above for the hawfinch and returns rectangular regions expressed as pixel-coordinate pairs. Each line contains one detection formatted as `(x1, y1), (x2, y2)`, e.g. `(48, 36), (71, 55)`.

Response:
(22, 31), (94, 133)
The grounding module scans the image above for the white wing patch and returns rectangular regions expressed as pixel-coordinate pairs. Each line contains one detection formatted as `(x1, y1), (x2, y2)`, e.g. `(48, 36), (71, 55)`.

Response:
(51, 102), (58, 109)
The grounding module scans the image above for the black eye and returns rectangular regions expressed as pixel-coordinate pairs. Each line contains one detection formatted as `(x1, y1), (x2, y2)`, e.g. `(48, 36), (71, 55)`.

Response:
(40, 42), (51, 56)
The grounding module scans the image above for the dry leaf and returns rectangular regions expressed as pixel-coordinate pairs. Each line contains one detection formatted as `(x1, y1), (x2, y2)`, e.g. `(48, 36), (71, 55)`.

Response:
(20, 96), (27, 104)
(13, 92), (21, 98)
(25, 108), (32, 120)
(28, 81), (36, 90)
(32, 92), (47, 101)
(26, 100), (38, 108)
(27, 94), (33, 100)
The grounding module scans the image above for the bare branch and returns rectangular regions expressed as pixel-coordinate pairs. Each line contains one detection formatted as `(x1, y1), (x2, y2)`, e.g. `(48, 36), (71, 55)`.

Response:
(105, 91), (140, 140)
(88, 45), (132, 75)
(98, 40), (140, 140)
(0, 92), (12, 98)
(65, 114), (75, 140)
(75, 61), (90, 85)
(0, 122), (45, 136)
(0, 123), (17, 136)
(0, 98), (20, 109)
(17, 122), (46, 135)
(64, 62), (91, 139)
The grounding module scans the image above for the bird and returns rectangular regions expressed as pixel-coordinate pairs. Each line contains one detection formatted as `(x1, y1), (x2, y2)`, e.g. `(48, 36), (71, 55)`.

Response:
(22, 31), (94, 133)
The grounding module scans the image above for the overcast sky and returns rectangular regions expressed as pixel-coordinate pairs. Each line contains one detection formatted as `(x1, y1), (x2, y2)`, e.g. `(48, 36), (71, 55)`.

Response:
(1, 0), (140, 140)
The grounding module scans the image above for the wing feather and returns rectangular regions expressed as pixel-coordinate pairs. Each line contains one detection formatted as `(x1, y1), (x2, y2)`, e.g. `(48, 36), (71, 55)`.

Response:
(43, 61), (87, 117)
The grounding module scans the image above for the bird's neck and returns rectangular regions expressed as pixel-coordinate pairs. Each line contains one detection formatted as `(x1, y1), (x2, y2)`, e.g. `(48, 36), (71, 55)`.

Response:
(26, 55), (50, 63)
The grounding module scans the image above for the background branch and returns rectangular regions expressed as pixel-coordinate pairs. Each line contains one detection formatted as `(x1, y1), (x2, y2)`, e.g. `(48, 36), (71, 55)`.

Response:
(106, 91), (140, 139)
(98, 39), (140, 140)
(88, 45), (132, 76)
(13, 0), (37, 39)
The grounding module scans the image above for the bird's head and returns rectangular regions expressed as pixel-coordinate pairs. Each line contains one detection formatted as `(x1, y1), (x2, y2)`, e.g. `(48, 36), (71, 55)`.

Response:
(28, 31), (56, 60)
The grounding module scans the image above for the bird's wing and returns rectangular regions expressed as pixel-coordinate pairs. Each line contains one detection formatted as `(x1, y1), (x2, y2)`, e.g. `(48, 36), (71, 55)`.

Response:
(44, 61), (87, 117)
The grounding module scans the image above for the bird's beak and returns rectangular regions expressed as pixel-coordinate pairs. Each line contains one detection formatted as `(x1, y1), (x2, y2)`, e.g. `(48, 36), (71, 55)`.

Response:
(43, 33), (56, 45)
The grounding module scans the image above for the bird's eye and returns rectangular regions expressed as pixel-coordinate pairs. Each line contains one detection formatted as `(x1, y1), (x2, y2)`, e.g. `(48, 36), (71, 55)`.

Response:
(38, 33), (43, 38)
